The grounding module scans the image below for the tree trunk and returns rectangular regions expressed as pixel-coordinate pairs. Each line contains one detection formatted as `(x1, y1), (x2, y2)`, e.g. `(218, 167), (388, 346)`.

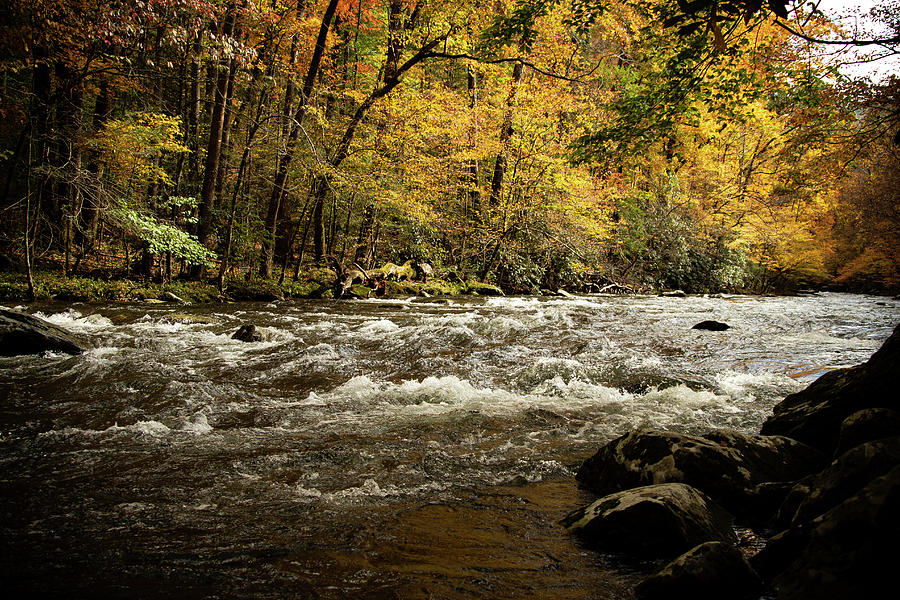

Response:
(187, 33), (202, 183)
(260, 0), (340, 278)
(488, 62), (524, 208)
(466, 65), (481, 221)
(196, 4), (238, 256)
(76, 81), (111, 254)
(355, 202), (376, 267)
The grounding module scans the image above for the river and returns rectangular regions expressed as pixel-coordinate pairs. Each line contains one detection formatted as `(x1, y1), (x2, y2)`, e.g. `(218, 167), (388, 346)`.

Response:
(2, 292), (898, 598)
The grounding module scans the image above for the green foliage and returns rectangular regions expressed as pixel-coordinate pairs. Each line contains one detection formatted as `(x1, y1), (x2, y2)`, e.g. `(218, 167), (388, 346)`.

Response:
(111, 204), (216, 267)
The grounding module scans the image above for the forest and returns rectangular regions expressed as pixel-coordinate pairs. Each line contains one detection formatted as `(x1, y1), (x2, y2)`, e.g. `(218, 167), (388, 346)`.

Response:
(1, 0), (898, 301)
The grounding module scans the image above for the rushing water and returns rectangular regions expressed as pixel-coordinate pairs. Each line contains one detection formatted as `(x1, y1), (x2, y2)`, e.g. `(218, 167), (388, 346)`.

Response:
(2, 292), (898, 598)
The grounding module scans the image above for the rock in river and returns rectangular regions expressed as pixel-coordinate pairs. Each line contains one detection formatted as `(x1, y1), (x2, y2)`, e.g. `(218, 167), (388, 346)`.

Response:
(752, 464), (900, 600)
(561, 483), (737, 559)
(635, 541), (763, 600)
(691, 320), (730, 331)
(575, 427), (825, 518)
(232, 324), (263, 342)
(774, 436), (900, 529)
(0, 308), (85, 356)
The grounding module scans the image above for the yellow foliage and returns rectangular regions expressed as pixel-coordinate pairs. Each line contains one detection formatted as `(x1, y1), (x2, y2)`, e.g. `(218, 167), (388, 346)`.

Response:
(88, 112), (188, 192)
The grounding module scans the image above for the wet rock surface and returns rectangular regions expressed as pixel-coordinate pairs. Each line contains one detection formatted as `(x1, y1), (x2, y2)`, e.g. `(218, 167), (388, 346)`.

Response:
(575, 427), (824, 517)
(0, 308), (85, 356)
(562, 483), (737, 559)
(635, 541), (762, 600)
(754, 465), (900, 600)
(232, 324), (264, 342)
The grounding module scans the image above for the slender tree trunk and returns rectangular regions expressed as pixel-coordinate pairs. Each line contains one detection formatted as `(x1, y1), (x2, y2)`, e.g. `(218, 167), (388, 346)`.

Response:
(354, 202), (376, 267)
(76, 81), (111, 254)
(54, 62), (82, 273)
(214, 60), (237, 209)
(293, 201), (315, 278)
(466, 65), (481, 221)
(187, 33), (202, 183)
(260, 0), (340, 278)
(488, 62), (523, 208)
(25, 131), (36, 301)
(196, 4), (237, 257)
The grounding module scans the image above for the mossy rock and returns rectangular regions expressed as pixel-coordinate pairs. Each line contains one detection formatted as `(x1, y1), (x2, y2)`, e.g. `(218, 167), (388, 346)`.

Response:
(348, 284), (374, 298)
(376, 262), (402, 279)
(390, 261), (418, 281)
(385, 280), (421, 296)
(303, 266), (338, 284)
(422, 279), (467, 296)
(282, 280), (328, 299)
(465, 281), (504, 296)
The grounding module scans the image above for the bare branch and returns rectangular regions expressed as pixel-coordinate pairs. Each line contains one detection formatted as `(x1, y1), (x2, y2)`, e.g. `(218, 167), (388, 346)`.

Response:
(775, 19), (900, 47)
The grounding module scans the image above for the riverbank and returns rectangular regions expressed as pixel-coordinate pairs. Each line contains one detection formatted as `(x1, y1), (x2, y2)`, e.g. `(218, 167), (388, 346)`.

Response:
(0, 263), (506, 304)
(7, 267), (894, 306)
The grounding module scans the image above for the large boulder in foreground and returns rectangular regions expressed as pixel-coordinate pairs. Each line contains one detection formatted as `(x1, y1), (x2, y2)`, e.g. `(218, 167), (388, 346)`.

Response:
(575, 428), (824, 516)
(775, 436), (900, 528)
(0, 308), (85, 356)
(635, 541), (762, 600)
(753, 464), (900, 600)
(561, 483), (737, 559)
(761, 324), (900, 454)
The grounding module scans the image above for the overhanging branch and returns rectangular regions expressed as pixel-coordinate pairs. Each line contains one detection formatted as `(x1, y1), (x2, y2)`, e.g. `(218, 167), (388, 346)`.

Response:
(775, 19), (900, 48)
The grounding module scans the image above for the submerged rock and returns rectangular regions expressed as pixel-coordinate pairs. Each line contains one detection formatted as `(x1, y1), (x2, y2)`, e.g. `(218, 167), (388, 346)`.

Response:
(761, 323), (900, 454)
(575, 428), (824, 518)
(0, 308), (85, 356)
(635, 541), (763, 600)
(232, 324), (263, 343)
(160, 313), (217, 325)
(562, 483), (737, 559)
(691, 320), (730, 331)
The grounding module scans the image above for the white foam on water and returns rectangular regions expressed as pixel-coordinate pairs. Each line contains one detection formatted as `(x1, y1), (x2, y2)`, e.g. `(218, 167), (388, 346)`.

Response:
(125, 420), (172, 436)
(516, 357), (589, 389)
(713, 370), (805, 402)
(357, 318), (400, 335)
(292, 478), (451, 505)
(182, 412), (213, 434)
(485, 296), (540, 309)
(305, 370), (763, 440)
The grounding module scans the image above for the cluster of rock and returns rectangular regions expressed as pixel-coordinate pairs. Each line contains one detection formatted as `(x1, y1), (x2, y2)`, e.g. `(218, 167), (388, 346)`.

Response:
(565, 323), (900, 599)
